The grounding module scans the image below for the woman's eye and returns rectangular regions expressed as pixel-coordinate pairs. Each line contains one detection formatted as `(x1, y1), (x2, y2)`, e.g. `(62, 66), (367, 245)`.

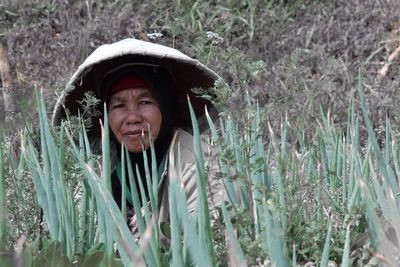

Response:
(111, 104), (124, 109)
(140, 100), (153, 105)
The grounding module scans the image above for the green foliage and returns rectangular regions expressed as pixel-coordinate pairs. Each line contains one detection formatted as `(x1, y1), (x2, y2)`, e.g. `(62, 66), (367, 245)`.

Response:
(8, 70), (400, 266)
(2, 80), (400, 266)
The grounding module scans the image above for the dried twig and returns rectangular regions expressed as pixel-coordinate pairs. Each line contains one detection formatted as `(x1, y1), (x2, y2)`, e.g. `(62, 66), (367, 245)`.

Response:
(0, 42), (16, 122)
(14, 235), (26, 267)
(367, 247), (397, 267)
(85, 0), (92, 21)
(378, 45), (400, 77)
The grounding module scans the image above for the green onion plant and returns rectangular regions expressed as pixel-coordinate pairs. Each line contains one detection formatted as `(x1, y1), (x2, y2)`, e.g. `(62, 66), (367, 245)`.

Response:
(0, 73), (399, 266)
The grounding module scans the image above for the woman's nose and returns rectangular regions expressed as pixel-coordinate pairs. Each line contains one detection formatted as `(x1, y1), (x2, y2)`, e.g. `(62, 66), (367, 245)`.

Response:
(125, 106), (143, 124)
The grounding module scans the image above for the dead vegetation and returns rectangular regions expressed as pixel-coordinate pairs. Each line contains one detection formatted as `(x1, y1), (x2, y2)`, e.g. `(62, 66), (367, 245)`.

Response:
(1, 0), (400, 138)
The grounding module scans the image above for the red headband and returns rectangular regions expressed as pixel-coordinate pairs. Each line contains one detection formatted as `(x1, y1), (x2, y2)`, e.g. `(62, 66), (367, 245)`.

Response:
(110, 74), (151, 96)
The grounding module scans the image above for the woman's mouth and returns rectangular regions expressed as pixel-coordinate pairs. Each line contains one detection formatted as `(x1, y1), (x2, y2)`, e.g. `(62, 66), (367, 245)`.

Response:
(123, 130), (147, 138)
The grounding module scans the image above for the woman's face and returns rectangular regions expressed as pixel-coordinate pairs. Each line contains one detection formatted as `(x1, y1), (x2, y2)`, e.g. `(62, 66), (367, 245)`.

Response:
(108, 87), (162, 153)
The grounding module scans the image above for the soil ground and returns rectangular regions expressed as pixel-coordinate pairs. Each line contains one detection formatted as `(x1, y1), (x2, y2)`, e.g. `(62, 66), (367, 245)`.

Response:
(1, 0), (400, 137)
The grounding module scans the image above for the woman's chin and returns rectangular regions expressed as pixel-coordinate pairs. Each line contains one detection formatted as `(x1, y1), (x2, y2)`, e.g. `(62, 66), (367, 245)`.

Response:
(119, 136), (151, 153)
(126, 142), (151, 153)
(124, 143), (143, 153)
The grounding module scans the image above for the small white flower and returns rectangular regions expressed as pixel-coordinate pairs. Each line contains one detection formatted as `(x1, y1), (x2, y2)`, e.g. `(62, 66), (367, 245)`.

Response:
(206, 31), (223, 44)
(146, 32), (163, 40)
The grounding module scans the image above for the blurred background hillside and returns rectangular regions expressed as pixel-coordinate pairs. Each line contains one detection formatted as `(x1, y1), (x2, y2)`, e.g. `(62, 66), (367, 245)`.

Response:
(1, 0), (400, 137)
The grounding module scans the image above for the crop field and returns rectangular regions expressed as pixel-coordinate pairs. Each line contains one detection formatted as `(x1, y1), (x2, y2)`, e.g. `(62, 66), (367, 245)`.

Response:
(1, 0), (400, 266)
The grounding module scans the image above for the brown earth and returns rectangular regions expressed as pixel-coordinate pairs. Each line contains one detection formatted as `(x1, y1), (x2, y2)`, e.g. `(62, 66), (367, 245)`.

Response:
(1, 0), (400, 139)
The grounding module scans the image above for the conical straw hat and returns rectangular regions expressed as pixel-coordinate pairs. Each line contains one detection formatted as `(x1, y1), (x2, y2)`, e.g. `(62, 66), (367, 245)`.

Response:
(52, 38), (221, 136)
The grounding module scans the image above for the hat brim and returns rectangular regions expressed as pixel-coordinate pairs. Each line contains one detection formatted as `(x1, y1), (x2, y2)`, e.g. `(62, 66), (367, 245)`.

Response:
(52, 38), (220, 136)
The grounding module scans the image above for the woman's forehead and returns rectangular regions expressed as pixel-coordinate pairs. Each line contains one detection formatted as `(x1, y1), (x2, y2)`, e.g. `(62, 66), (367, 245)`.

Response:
(109, 87), (157, 101)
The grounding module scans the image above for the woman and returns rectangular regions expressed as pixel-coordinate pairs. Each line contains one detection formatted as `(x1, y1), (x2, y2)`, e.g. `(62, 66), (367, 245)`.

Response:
(52, 38), (224, 239)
